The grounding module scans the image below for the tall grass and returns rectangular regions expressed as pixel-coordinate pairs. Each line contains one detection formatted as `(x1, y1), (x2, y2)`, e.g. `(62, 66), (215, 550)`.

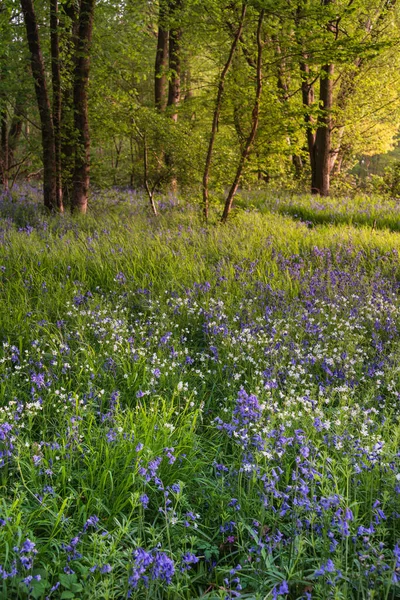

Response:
(1, 189), (400, 598)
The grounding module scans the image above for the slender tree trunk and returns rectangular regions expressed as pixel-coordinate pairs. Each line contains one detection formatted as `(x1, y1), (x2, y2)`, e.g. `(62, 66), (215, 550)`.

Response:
(60, 0), (79, 206)
(143, 135), (158, 216)
(202, 2), (247, 221)
(8, 101), (24, 170)
(155, 0), (169, 111)
(183, 67), (193, 102)
(50, 0), (63, 211)
(221, 10), (264, 223)
(71, 0), (95, 214)
(299, 59), (317, 190)
(0, 104), (8, 190)
(313, 63), (334, 196)
(165, 0), (182, 192)
(167, 0), (182, 121)
(20, 0), (58, 211)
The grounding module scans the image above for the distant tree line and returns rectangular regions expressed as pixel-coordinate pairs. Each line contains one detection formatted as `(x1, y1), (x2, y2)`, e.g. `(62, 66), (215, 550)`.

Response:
(0, 0), (399, 218)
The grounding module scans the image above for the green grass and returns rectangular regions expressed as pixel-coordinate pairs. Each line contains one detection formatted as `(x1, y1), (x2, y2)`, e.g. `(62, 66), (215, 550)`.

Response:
(1, 190), (400, 598)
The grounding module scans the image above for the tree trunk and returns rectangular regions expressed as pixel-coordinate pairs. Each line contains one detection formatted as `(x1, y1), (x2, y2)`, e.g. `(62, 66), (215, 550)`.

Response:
(143, 135), (158, 216)
(71, 0), (95, 214)
(202, 2), (247, 221)
(8, 101), (24, 170)
(0, 104), (8, 190)
(50, 0), (63, 211)
(60, 0), (79, 206)
(155, 0), (169, 111)
(183, 67), (193, 102)
(313, 63), (334, 196)
(221, 10), (264, 223)
(20, 0), (58, 211)
(167, 0), (182, 121)
(165, 0), (182, 192)
(299, 59), (317, 190)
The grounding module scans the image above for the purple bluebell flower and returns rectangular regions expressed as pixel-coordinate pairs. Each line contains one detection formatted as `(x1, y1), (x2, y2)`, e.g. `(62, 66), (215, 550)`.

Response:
(139, 494), (149, 508)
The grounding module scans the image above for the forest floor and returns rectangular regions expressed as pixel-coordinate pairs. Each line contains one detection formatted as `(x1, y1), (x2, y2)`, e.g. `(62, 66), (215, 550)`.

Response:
(1, 187), (400, 599)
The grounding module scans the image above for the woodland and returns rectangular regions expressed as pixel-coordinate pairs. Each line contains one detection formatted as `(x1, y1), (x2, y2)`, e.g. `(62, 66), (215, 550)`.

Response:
(2, 0), (400, 216)
(3, 2), (400, 600)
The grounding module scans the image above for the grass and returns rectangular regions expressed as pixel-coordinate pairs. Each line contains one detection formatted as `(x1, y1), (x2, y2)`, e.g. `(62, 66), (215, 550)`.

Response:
(1, 187), (400, 598)
(241, 190), (400, 233)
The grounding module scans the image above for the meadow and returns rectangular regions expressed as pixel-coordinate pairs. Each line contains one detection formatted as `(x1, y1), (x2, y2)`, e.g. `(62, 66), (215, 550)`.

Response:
(1, 188), (400, 599)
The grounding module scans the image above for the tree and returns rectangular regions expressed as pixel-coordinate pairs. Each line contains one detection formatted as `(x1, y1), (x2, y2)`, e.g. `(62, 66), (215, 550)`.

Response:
(167, 0), (182, 121)
(155, 0), (169, 111)
(50, 0), (62, 208)
(8, 0), (400, 206)
(202, 2), (247, 221)
(294, 0), (399, 195)
(71, 0), (96, 214)
(221, 8), (264, 222)
(20, 0), (61, 211)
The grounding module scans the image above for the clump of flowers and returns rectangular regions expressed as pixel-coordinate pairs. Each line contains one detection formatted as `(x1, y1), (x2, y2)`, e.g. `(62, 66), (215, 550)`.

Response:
(128, 547), (175, 594)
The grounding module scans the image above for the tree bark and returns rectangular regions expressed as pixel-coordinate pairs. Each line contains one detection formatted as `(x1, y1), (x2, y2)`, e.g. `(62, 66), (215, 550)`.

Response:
(167, 0), (182, 121)
(50, 0), (63, 211)
(20, 0), (58, 211)
(60, 0), (79, 206)
(71, 0), (95, 214)
(0, 104), (8, 190)
(8, 101), (24, 170)
(155, 0), (169, 111)
(221, 10), (264, 223)
(143, 135), (158, 216)
(165, 0), (182, 192)
(183, 67), (193, 102)
(313, 63), (334, 196)
(202, 2), (247, 221)
(299, 59), (317, 190)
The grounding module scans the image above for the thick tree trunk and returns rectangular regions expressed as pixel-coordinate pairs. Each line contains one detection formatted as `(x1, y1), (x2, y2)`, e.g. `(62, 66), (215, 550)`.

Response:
(155, 0), (169, 111)
(71, 0), (95, 214)
(50, 0), (63, 211)
(313, 63), (334, 196)
(221, 10), (264, 223)
(202, 2), (247, 221)
(20, 0), (58, 211)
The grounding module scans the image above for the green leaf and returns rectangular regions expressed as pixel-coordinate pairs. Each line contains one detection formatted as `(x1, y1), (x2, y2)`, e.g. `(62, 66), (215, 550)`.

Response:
(60, 592), (76, 599)
(59, 573), (78, 589)
(31, 580), (51, 600)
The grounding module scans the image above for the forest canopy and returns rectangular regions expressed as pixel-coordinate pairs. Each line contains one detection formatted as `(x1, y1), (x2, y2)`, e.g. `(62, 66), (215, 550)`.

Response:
(1, 0), (400, 217)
